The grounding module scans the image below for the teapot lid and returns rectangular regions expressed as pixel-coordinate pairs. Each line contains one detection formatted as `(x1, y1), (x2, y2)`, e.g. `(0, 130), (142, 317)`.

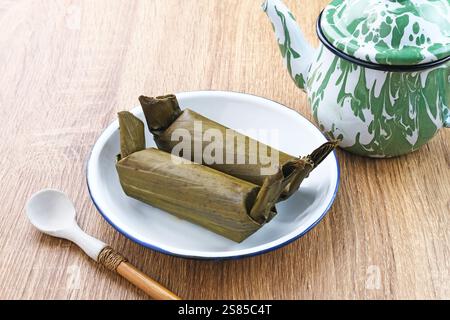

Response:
(318, 0), (450, 69)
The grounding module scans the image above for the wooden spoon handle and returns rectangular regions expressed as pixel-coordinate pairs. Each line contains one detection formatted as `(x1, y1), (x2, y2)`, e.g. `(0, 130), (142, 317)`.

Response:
(116, 261), (181, 300)
(97, 246), (180, 300)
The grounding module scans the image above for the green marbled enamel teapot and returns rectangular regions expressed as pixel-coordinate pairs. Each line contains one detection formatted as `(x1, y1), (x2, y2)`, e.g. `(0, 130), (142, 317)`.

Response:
(263, 0), (450, 157)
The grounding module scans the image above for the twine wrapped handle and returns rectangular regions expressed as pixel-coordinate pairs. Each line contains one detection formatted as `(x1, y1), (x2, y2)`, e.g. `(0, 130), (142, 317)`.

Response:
(97, 246), (181, 300)
(98, 246), (127, 271)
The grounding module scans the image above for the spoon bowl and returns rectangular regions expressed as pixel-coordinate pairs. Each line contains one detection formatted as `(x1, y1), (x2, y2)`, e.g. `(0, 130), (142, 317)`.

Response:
(26, 188), (105, 259)
(26, 189), (76, 233)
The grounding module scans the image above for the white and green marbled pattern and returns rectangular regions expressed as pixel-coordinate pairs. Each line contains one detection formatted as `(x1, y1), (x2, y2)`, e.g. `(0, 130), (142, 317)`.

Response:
(308, 46), (449, 157)
(263, 0), (450, 157)
(321, 0), (450, 66)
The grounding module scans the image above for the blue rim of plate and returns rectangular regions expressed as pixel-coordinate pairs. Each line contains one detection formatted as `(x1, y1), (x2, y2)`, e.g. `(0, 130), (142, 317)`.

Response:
(86, 90), (340, 260)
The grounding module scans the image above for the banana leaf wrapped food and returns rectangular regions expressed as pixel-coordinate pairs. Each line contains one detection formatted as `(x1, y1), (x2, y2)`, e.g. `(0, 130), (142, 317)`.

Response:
(139, 94), (337, 201)
(116, 111), (298, 242)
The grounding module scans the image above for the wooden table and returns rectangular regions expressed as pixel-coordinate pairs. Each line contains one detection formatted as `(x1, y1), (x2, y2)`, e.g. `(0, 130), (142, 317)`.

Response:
(0, 0), (448, 300)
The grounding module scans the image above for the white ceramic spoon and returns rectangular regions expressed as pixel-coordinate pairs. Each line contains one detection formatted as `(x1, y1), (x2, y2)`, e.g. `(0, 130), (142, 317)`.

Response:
(26, 189), (180, 300)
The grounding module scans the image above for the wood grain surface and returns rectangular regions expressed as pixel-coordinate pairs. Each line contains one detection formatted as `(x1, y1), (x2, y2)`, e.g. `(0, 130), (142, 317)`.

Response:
(0, 0), (448, 300)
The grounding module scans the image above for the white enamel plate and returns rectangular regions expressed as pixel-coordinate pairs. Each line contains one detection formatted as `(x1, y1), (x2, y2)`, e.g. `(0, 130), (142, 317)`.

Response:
(87, 91), (339, 259)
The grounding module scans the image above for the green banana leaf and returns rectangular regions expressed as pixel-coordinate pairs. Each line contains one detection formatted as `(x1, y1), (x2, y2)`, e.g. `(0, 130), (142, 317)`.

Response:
(139, 94), (337, 201)
(116, 111), (291, 242)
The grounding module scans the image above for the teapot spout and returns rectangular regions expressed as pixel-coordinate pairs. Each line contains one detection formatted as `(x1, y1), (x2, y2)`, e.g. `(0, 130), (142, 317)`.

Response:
(262, 0), (314, 91)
